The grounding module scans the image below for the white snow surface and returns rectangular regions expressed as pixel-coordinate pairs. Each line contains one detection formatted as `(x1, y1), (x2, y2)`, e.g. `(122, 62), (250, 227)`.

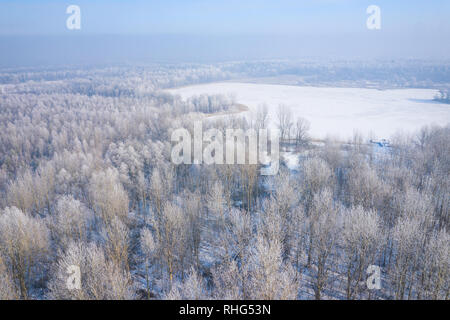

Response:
(167, 82), (449, 140)
(282, 152), (300, 171)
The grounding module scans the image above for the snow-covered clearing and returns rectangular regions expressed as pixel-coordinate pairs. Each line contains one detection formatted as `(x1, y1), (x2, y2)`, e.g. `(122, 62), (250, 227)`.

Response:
(167, 82), (449, 140)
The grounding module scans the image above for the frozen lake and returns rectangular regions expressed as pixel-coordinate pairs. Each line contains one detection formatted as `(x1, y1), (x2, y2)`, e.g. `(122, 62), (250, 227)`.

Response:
(167, 82), (449, 140)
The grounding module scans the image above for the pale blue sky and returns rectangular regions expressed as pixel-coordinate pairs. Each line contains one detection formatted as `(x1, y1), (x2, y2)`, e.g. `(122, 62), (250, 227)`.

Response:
(0, 0), (448, 35)
(0, 1), (449, 65)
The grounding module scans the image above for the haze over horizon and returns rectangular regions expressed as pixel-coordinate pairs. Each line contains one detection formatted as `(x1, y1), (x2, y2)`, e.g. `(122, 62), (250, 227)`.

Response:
(0, 0), (449, 67)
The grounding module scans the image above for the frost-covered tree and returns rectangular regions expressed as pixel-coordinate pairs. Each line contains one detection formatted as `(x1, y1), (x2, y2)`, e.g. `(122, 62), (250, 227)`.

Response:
(307, 189), (341, 299)
(301, 157), (333, 213)
(101, 216), (130, 272)
(6, 171), (35, 214)
(342, 206), (382, 299)
(271, 169), (299, 258)
(293, 117), (310, 149)
(346, 159), (386, 210)
(89, 168), (129, 224)
(140, 227), (157, 299)
(50, 196), (92, 250)
(149, 168), (164, 216)
(418, 229), (449, 299)
(391, 215), (423, 300)
(47, 241), (135, 300)
(155, 202), (189, 283)
(255, 103), (269, 131)
(182, 190), (203, 267)
(0, 207), (49, 299)
(0, 257), (19, 300)
(246, 234), (299, 300)
(277, 104), (293, 143)
(165, 267), (208, 300)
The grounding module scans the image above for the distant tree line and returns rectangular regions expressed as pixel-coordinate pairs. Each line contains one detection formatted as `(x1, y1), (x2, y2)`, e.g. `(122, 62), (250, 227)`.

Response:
(435, 89), (450, 103)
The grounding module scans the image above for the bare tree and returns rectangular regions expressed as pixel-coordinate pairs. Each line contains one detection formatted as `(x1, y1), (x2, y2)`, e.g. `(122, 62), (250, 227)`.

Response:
(239, 164), (258, 211)
(293, 117), (310, 150)
(307, 189), (341, 300)
(149, 168), (164, 217)
(301, 157), (333, 212)
(6, 171), (35, 214)
(0, 257), (19, 300)
(277, 104), (293, 143)
(89, 168), (129, 224)
(271, 168), (299, 258)
(50, 195), (92, 250)
(0, 207), (49, 299)
(291, 204), (307, 271)
(165, 267), (208, 300)
(182, 190), (203, 267)
(255, 103), (269, 131)
(102, 216), (130, 272)
(212, 259), (247, 299)
(346, 159), (386, 210)
(155, 202), (189, 283)
(391, 215), (423, 300)
(47, 241), (135, 300)
(418, 230), (449, 300)
(247, 233), (299, 300)
(140, 227), (157, 299)
(342, 206), (382, 299)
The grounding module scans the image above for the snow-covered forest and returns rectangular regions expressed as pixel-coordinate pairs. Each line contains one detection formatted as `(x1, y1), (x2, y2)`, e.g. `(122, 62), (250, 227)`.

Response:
(0, 62), (448, 300)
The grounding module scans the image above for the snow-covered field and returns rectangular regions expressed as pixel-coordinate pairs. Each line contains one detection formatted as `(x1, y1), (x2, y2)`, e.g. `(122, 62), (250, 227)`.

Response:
(167, 82), (449, 140)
